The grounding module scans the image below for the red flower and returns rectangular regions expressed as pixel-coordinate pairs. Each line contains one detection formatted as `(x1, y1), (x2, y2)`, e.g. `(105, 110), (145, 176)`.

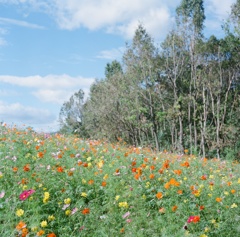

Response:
(19, 189), (35, 201)
(187, 215), (200, 223)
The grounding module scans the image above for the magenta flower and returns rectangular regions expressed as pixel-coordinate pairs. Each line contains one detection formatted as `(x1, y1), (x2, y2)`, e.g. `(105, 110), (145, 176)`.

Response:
(19, 189), (35, 201)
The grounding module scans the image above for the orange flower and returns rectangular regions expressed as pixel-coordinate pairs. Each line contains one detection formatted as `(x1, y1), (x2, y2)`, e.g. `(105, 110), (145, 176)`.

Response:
(181, 161), (190, 167)
(37, 152), (44, 158)
(131, 161), (136, 166)
(82, 208), (90, 215)
(156, 192), (163, 199)
(12, 167), (18, 172)
(174, 169), (182, 175)
(216, 197), (222, 202)
(21, 228), (29, 237)
(37, 230), (45, 236)
(88, 179), (94, 185)
(200, 175), (207, 180)
(132, 167), (137, 173)
(172, 205), (178, 212)
(134, 173), (140, 180)
(164, 182), (171, 189)
(21, 178), (28, 184)
(150, 165), (155, 170)
(102, 181), (107, 187)
(193, 216), (200, 223)
(78, 161), (83, 166)
(177, 190), (183, 195)
(16, 221), (26, 230)
(231, 189), (236, 194)
(47, 233), (57, 237)
(35, 145), (40, 150)
(57, 166), (64, 173)
(149, 173), (155, 179)
(162, 160), (170, 169)
(68, 171), (74, 176)
(136, 168), (142, 175)
(158, 169), (164, 174)
(83, 163), (88, 167)
(199, 205), (205, 210)
(169, 178), (180, 186)
(23, 164), (30, 172)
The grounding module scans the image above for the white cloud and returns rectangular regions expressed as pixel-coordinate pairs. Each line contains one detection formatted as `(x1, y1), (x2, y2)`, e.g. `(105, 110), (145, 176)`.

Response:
(0, 74), (95, 104)
(0, 0), (181, 40)
(206, 0), (235, 20)
(49, 0), (178, 40)
(96, 47), (125, 60)
(0, 100), (54, 125)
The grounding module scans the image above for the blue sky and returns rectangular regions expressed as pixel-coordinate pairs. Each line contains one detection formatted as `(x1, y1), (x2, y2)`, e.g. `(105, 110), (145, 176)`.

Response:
(0, 0), (236, 132)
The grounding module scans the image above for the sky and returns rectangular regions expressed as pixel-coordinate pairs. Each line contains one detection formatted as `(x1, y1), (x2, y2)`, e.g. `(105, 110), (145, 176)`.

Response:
(0, 0), (236, 133)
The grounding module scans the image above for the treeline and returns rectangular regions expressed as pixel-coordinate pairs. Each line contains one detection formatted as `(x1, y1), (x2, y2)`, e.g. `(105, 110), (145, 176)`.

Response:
(59, 0), (240, 159)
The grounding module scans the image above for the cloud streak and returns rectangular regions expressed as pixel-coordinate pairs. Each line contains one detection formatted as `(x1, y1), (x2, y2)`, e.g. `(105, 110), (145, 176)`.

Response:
(0, 17), (45, 29)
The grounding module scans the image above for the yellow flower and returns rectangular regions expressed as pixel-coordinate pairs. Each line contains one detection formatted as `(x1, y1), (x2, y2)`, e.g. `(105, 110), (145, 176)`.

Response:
(209, 185), (213, 191)
(199, 234), (208, 237)
(88, 162), (92, 167)
(31, 226), (38, 231)
(184, 177), (187, 180)
(40, 220), (47, 228)
(44, 192), (50, 199)
(115, 195), (120, 201)
(238, 178), (240, 184)
(64, 198), (71, 204)
(81, 192), (87, 197)
(204, 227), (209, 232)
(65, 210), (71, 216)
(48, 215), (55, 221)
(43, 197), (49, 203)
(16, 209), (24, 217)
(22, 185), (28, 190)
(211, 219), (216, 224)
(208, 193), (212, 197)
(145, 182), (150, 188)
(209, 175), (214, 179)
(231, 203), (238, 208)
(119, 202), (128, 208)
(87, 157), (91, 161)
(82, 179), (86, 184)
(103, 174), (109, 180)
(224, 191), (229, 195)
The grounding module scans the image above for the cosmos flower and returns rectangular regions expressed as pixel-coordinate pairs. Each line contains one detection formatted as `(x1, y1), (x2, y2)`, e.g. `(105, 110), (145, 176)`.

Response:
(19, 189), (35, 201)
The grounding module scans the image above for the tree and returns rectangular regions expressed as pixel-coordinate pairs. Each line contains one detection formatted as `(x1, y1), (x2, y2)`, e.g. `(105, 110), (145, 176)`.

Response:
(59, 89), (87, 136)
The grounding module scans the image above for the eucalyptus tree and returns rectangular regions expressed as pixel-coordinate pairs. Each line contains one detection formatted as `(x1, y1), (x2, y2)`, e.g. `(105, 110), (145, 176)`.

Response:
(59, 89), (86, 136)
(123, 24), (162, 150)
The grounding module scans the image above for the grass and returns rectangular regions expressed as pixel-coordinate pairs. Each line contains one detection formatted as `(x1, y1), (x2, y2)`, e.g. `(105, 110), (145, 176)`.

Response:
(0, 124), (239, 237)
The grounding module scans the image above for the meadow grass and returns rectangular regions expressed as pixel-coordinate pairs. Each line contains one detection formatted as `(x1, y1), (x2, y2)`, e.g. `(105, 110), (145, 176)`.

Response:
(0, 125), (239, 237)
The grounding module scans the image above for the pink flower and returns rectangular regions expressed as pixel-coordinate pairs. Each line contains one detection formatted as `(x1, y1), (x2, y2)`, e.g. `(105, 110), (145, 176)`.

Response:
(71, 207), (78, 215)
(19, 189), (35, 201)
(122, 211), (130, 219)
(0, 191), (5, 198)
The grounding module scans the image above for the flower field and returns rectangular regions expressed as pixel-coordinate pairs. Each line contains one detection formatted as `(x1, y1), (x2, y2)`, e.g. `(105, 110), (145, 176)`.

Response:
(0, 125), (239, 237)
